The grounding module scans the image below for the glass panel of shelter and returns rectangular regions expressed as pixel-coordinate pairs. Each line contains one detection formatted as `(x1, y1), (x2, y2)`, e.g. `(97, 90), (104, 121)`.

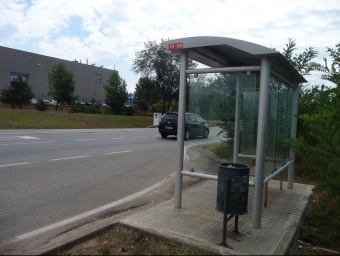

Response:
(264, 76), (293, 178)
(186, 72), (294, 182)
(186, 73), (257, 175)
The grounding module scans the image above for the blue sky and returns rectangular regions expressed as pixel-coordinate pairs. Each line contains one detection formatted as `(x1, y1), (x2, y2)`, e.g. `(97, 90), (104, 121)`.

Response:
(1, 0), (339, 93)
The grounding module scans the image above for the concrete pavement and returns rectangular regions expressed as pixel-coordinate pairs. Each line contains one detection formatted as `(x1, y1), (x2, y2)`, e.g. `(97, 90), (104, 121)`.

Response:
(120, 179), (313, 255)
(2, 176), (313, 255)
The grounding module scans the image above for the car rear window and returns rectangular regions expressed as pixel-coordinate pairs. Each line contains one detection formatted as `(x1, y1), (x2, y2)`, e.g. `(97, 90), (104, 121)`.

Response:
(161, 113), (178, 122)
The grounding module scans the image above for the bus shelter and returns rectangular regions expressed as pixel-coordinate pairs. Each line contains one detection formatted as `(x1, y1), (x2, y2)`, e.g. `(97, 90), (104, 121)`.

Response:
(160, 36), (306, 228)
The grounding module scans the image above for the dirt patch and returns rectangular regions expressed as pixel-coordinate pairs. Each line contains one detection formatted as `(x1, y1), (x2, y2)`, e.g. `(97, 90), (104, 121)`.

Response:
(57, 223), (212, 255)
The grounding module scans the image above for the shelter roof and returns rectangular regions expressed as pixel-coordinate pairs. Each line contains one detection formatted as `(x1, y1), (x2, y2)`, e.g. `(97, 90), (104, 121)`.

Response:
(161, 36), (307, 84)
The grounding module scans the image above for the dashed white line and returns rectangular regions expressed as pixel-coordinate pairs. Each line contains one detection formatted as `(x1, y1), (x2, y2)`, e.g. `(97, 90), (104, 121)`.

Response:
(0, 162), (33, 168)
(0, 136), (40, 140)
(104, 150), (132, 155)
(0, 141), (55, 146)
(47, 155), (93, 161)
(109, 137), (125, 140)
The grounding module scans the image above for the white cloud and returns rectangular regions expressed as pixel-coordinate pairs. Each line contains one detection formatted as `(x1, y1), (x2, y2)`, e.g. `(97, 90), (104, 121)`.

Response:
(0, 0), (339, 92)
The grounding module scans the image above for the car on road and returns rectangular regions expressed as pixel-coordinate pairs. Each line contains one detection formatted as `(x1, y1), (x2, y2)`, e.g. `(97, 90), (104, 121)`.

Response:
(158, 111), (209, 140)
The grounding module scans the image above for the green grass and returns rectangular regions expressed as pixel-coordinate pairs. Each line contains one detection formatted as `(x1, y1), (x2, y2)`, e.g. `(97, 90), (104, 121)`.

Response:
(205, 141), (233, 160)
(0, 108), (153, 129)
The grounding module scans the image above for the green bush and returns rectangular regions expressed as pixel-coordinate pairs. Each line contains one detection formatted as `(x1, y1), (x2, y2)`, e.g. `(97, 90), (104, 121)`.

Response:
(69, 105), (103, 114)
(87, 107), (103, 114)
(69, 104), (87, 113)
(301, 191), (340, 246)
(35, 100), (48, 111)
(206, 141), (233, 160)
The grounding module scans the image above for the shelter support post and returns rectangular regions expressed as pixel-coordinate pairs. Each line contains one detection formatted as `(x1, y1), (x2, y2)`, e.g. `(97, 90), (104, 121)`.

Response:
(174, 51), (188, 209)
(252, 57), (270, 228)
(288, 87), (299, 189)
(233, 75), (241, 163)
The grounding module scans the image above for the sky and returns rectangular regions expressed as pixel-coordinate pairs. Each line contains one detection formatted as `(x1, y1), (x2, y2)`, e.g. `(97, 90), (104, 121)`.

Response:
(1, 0), (339, 93)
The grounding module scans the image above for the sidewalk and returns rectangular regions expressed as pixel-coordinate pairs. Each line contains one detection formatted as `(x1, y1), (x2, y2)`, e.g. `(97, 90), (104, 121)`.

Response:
(3, 178), (313, 255)
(120, 179), (313, 255)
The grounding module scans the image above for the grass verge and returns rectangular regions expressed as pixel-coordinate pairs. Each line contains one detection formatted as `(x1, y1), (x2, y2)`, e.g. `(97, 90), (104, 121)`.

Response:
(0, 108), (153, 129)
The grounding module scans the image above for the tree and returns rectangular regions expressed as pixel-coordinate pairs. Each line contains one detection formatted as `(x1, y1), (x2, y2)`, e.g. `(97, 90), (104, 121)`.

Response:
(0, 76), (34, 109)
(48, 61), (78, 111)
(286, 43), (340, 245)
(132, 39), (197, 114)
(322, 43), (340, 86)
(281, 39), (325, 138)
(104, 71), (128, 115)
(134, 77), (158, 115)
(282, 38), (322, 76)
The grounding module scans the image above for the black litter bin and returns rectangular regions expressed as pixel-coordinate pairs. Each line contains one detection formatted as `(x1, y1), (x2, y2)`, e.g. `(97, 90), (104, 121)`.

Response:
(216, 163), (250, 215)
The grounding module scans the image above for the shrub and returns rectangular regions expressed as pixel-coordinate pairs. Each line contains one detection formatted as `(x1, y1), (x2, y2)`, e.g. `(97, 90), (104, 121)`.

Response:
(87, 107), (103, 114)
(35, 100), (48, 111)
(69, 105), (103, 114)
(69, 104), (87, 113)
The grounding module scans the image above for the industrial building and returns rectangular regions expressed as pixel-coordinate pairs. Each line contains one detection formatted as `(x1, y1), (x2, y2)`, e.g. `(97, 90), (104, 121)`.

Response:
(0, 46), (117, 104)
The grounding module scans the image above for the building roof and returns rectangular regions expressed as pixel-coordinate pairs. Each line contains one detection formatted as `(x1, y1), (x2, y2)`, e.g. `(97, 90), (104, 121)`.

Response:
(161, 36), (307, 85)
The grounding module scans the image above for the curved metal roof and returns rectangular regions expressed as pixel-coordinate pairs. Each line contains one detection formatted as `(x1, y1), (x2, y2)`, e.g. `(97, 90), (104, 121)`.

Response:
(161, 36), (307, 84)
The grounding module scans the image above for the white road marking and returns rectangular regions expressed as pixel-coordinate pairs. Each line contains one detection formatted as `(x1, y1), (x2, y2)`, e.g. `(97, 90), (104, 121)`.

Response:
(0, 136), (40, 140)
(18, 136), (40, 140)
(0, 141), (54, 146)
(0, 173), (174, 247)
(109, 137), (125, 140)
(0, 162), (32, 168)
(47, 155), (93, 161)
(104, 150), (132, 155)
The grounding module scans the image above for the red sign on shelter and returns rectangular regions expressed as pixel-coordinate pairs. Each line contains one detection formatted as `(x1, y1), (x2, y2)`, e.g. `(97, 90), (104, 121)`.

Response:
(168, 42), (184, 50)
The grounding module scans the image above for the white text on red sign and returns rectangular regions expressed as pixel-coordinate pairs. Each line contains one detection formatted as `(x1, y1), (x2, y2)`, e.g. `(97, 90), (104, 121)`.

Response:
(168, 43), (184, 50)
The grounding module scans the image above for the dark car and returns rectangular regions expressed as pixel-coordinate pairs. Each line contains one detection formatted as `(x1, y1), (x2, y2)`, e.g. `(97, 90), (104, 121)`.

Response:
(158, 112), (209, 140)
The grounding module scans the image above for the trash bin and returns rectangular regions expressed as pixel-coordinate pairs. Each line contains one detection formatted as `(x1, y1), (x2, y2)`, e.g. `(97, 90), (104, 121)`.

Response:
(216, 163), (250, 215)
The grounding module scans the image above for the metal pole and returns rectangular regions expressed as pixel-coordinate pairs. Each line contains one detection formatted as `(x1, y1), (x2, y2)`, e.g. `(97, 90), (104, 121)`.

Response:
(288, 88), (299, 189)
(233, 75), (241, 163)
(181, 170), (255, 186)
(221, 178), (232, 248)
(174, 51), (188, 209)
(252, 57), (270, 229)
(186, 66), (261, 74)
(263, 159), (293, 184)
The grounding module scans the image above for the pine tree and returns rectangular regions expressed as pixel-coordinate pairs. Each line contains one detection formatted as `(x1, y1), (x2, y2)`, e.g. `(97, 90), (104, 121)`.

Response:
(0, 76), (34, 109)
(104, 71), (128, 115)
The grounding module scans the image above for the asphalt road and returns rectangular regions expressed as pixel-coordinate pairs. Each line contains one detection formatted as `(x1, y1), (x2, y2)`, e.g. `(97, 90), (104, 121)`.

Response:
(0, 127), (221, 250)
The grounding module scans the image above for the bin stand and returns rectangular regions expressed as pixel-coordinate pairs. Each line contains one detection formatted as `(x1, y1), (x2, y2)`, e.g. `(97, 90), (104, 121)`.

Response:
(221, 178), (234, 248)
(220, 178), (242, 248)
